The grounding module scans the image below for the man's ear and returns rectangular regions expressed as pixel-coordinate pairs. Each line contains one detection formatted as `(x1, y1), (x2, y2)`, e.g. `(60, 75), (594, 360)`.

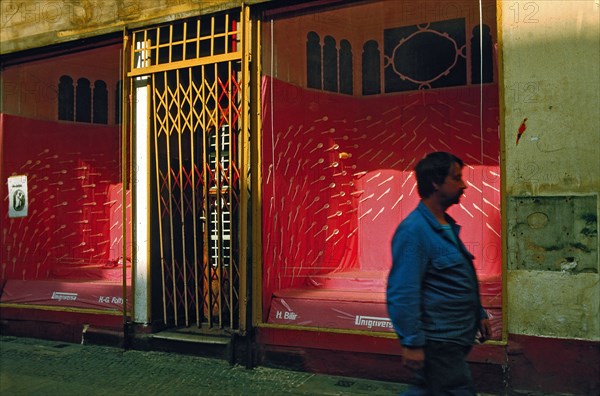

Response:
(431, 182), (440, 192)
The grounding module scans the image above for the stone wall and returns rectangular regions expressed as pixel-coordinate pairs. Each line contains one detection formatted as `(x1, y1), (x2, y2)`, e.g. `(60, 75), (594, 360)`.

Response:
(501, 0), (600, 340)
(0, 0), (266, 54)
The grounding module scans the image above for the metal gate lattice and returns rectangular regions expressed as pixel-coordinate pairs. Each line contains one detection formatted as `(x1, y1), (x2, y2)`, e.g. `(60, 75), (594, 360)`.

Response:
(131, 11), (243, 330)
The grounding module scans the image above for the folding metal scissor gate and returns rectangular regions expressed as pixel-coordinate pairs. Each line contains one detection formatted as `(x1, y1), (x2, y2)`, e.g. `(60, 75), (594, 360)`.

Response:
(129, 9), (249, 331)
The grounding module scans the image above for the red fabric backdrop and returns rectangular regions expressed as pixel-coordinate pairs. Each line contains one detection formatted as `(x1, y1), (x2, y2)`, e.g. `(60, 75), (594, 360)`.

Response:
(0, 114), (131, 283)
(261, 78), (501, 318)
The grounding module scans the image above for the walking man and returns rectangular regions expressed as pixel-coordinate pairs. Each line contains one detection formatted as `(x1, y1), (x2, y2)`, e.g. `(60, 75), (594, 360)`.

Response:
(387, 152), (491, 395)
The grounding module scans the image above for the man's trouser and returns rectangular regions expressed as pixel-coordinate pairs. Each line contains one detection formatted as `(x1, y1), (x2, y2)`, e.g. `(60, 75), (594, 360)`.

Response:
(403, 340), (475, 396)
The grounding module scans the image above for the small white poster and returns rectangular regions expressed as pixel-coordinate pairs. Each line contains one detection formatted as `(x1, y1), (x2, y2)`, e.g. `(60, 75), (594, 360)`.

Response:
(8, 175), (28, 218)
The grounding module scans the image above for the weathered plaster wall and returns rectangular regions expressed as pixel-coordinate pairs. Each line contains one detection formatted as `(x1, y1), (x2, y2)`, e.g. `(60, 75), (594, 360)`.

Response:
(507, 270), (599, 338)
(502, 1), (600, 340)
(0, 0), (267, 55)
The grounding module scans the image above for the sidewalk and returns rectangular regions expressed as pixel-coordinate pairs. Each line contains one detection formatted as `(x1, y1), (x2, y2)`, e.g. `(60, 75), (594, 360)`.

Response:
(1, 335), (574, 396)
(0, 335), (407, 395)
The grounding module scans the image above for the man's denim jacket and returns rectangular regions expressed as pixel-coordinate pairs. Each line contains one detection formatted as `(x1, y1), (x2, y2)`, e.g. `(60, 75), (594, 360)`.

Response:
(387, 202), (487, 347)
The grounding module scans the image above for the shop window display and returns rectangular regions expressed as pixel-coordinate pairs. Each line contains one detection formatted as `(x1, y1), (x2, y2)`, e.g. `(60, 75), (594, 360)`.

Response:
(261, 0), (502, 338)
(0, 44), (131, 313)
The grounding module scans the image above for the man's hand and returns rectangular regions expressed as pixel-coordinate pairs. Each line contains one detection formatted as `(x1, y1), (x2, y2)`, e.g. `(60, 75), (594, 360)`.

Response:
(402, 346), (425, 371)
(478, 318), (492, 342)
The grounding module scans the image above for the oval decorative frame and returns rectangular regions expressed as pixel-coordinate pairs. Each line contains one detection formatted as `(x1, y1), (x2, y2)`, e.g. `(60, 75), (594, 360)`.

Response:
(386, 23), (466, 89)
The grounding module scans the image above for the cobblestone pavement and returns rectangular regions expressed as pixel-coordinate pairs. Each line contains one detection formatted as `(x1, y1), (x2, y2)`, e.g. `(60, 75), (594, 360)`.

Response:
(0, 335), (407, 396)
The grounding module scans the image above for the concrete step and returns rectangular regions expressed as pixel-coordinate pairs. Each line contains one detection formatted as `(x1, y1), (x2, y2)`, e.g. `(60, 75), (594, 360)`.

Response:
(151, 330), (232, 345)
(148, 329), (235, 362)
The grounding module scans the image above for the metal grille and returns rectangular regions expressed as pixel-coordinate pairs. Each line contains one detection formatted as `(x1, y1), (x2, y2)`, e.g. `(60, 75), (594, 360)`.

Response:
(131, 13), (239, 75)
(131, 11), (243, 330)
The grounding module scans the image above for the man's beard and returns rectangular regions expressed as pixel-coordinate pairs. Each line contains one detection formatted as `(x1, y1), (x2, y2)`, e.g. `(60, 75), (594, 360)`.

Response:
(443, 192), (462, 207)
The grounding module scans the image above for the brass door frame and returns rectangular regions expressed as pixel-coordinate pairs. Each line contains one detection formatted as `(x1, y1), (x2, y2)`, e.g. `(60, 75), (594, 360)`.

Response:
(128, 8), (250, 333)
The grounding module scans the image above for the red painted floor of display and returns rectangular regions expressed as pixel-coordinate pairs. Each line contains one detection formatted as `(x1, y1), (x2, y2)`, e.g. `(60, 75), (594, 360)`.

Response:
(267, 271), (502, 338)
(0, 279), (131, 312)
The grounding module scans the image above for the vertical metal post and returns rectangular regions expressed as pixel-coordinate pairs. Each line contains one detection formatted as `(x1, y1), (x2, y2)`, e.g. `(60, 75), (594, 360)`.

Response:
(189, 67), (201, 327)
(164, 71), (178, 326)
(201, 64), (211, 327)
(214, 61), (223, 327)
(152, 74), (168, 324)
(239, 4), (252, 333)
(121, 29), (131, 344)
(250, 13), (264, 330)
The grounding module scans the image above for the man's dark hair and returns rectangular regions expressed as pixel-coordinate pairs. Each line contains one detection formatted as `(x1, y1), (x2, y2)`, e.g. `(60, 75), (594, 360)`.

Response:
(415, 152), (464, 198)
